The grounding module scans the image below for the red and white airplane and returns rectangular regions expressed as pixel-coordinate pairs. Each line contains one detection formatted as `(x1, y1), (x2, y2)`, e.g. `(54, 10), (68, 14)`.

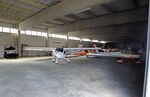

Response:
(87, 51), (141, 63)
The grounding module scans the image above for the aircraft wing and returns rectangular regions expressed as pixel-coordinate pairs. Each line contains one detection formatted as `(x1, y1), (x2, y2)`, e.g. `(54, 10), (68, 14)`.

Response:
(87, 52), (140, 58)
(23, 47), (102, 52)
(64, 48), (102, 51)
(23, 47), (53, 51)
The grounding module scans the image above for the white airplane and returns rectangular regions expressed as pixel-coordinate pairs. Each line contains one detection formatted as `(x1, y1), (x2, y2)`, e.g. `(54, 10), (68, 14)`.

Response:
(23, 47), (102, 64)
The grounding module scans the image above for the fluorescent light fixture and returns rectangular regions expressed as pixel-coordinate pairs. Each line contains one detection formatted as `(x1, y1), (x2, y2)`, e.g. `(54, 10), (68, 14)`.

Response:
(100, 41), (106, 44)
(82, 38), (91, 42)
(74, 7), (91, 14)
(92, 40), (99, 43)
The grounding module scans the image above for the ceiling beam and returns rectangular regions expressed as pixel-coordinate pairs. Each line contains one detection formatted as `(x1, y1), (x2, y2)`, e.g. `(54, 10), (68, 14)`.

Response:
(66, 14), (82, 20)
(0, 1), (34, 14)
(41, 22), (54, 27)
(46, 21), (62, 26)
(81, 10), (97, 17)
(29, 27), (47, 32)
(19, 0), (114, 30)
(34, 25), (47, 29)
(54, 18), (70, 23)
(18, 0), (47, 8)
(48, 7), (148, 33)
(100, 4), (115, 13)
(131, 0), (140, 8)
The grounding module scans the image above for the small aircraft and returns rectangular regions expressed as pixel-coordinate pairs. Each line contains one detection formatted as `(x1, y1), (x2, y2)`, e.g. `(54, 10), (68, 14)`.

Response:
(87, 51), (140, 58)
(23, 47), (102, 64)
(87, 51), (141, 63)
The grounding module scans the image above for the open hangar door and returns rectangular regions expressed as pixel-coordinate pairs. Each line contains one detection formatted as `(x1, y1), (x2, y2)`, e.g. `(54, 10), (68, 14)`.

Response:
(45, 0), (149, 97)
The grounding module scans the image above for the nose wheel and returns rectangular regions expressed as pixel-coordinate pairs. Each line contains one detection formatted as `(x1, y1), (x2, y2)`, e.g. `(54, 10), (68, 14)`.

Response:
(65, 58), (70, 63)
(67, 60), (70, 63)
(55, 61), (58, 64)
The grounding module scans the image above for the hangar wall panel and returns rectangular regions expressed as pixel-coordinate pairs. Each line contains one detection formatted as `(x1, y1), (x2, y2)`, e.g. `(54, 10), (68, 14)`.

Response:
(49, 38), (67, 48)
(49, 38), (82, 48)
(21, 35), (46, 46)
(69, 40), (80, 48)
(21, 35), (47, 57)
(82, 41), (92, 47)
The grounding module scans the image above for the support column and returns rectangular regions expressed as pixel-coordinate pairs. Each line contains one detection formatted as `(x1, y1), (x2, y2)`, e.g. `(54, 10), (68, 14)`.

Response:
(45, 31), (49, 47)
(12, 32), (17, 50)
(12, 24), (21, 57)
(17, 30), (21, 57)
(66, 32), (69, 48)
(143, 1), (150, 97)
(80, 35), (82, 43)
(48, 29), (53, 47)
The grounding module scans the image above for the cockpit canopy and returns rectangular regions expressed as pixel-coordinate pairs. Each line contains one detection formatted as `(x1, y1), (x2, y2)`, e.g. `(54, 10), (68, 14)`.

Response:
(56, 48), (64, 52)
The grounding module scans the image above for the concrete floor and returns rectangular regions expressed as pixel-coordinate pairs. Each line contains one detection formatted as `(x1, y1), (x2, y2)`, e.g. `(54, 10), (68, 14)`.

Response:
(0, 57), (145, 97)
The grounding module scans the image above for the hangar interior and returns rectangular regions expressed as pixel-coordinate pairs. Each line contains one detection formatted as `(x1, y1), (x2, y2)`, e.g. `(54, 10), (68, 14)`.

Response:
(0, 0), (149, 97)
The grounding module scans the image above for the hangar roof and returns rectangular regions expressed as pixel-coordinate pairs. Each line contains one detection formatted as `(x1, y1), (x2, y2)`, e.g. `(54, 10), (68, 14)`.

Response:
(0, 0), (148, 28)
(0, 0), (148, 41)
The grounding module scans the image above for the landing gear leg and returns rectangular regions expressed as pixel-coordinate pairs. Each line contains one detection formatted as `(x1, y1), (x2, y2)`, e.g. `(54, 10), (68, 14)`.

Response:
(67, 58), (70, 63)
(52, 56), (56, 63)
(65, 58), (70, 63)
(55, 58), (58, 64)
(52, 58), (55, 62)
